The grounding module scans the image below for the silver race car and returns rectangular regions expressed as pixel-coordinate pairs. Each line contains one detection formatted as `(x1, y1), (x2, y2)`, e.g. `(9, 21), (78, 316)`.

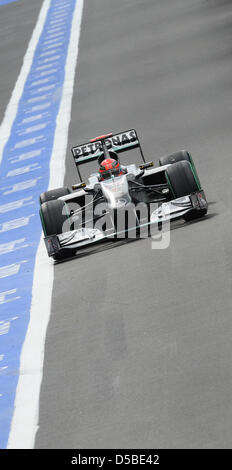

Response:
(39, 129), (208, 260)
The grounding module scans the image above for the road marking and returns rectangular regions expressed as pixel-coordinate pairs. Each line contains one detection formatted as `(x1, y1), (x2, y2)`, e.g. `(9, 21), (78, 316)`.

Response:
(0, 1), (50, 167)
(0, 261), (27, 279)
(0, 215), (35, 232)
(6, 0), (85, 449)
(0, 0), (20, 6)
(0, 0), (52, 450)
(0, 289), (20, 304)
(9, 149), (43, 163)
(0, 238), (28, 256)
(2, 177), (43, 195)
(0, 197), (35, 214)
(6, 163), (41, 177)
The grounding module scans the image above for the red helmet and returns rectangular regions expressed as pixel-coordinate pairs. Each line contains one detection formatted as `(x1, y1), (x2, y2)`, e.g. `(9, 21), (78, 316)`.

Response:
(99, 158), (123, 180)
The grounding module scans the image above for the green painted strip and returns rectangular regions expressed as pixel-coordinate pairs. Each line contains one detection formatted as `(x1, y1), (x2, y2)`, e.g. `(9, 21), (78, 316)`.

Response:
(39, 207), (47, 236)
(188, 154), (202, 190)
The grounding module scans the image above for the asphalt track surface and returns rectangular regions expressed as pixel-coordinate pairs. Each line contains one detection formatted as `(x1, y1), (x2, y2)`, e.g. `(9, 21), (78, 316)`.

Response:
(0, 0), (43, 123)
(2, 0), (232, 449)
(33, 0), (232, 449)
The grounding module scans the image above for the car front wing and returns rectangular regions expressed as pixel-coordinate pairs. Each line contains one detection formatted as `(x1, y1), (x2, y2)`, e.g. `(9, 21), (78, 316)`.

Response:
(44, 190), (208, 257)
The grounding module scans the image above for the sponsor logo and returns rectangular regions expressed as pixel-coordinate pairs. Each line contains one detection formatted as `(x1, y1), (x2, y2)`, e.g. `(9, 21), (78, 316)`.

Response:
(72, 129), (139, 160)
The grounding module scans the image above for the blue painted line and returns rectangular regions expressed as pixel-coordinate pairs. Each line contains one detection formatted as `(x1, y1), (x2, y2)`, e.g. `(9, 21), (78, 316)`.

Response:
(0, 0), (19, 6)
(0, 0), (78, 448)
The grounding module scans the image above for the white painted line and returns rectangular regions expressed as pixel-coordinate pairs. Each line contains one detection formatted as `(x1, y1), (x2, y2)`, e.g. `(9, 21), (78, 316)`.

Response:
(0, 289), (20, 304)
(25, 103), (51, 112)
(46, 27), (63, 34)
(0, 215), (35, 232)
(13, 136), (45, 149)
(20, 114), (49, 124)
(3, 177), (42, 195)
(6, 163), (41, 177)
(29, 78), (52, 87)
(38, 54), (61, 64)
(7, 0), (85, 450)
(0, 261), (27, 279)
(26, 95), (50, 103)
(35, 62), (58, 71)
(37, 68), (58, 77)
(0, 239), (27, 256)
(43, 41), (64, 50)
(16, 123), (47, 136)
(0, 197), (35, 214)
(9, 149), (43, 163)
(39, 50), (60, 58)
(0, 321), (10, 335)
(30, 84), (56, 93)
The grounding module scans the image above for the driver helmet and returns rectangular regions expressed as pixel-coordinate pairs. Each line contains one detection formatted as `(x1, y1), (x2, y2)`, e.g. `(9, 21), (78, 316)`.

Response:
(99, 151), (123, 180)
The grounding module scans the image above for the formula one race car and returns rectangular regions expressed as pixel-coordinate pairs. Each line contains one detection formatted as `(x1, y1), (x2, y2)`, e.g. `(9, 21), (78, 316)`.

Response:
(39, 129), (208, 260)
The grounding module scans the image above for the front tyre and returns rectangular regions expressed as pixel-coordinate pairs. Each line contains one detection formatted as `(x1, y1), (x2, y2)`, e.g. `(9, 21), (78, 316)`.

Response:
(159, 150), (201, 190)
(165, 161), (207, 221)
(40, 199), (72, 260)
(40, 199), (70, 236)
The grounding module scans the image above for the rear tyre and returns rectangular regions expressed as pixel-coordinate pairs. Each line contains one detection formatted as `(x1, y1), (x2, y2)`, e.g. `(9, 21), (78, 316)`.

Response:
(39, 187), (70, 205)
(165, 161), (206, 221)
(40, 199), (72, 260)
(159, 150), (201, 190)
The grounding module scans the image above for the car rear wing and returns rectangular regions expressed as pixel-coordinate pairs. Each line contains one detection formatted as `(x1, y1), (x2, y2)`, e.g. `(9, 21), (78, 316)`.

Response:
(71, 129), (146, 176)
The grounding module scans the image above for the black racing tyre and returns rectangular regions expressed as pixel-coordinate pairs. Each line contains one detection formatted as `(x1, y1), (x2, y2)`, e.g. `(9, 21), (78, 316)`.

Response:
(165, 161), (198, 198)
(40, 199), (72, 260)
(40, 199), (70, 236)
(159, 150), (191, 166)
(159, 150), (201, 190)
(165, 161), (206, 221)
(39, 187), (70, 205)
